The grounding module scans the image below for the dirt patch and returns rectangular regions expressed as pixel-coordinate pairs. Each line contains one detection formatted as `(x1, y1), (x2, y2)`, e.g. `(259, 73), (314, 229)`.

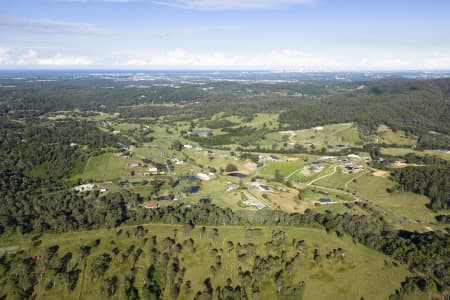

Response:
(301, 166), (312, 176)
(372, 170), (390, 178)
(244, 162), (257, 171)
(377, 124), (391, 132)
(391, 161), (408, 168)
(425, 226), (434, 232)
(255, 188), (301, 212)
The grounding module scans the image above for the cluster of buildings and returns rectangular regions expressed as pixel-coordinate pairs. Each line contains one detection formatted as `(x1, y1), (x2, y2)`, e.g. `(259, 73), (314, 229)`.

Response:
(242, 198), (267, 210)
(73, 183), (107, 193)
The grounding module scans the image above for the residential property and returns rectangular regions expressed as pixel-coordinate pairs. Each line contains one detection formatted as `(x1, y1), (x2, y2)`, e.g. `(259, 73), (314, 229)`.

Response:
(197, 172), (211, 181)
(249, 182), (270, 192)
(148, 167), (158, 174)
(318, 198), (336, 204)
(242, 198), (267, 209)
(226, 183), (238, 192)
(74, 183), (95, 192)
(144, 203), (160, 209)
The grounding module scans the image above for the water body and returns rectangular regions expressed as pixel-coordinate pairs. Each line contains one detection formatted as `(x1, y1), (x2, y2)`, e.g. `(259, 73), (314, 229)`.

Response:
(187, 186), (200, 193)
(227, 172), (248, 178)
(191, 129), (213, 134)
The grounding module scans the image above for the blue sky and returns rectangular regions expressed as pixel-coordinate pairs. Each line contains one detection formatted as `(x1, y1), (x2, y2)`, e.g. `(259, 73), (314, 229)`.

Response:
(1, 0), (450, 69)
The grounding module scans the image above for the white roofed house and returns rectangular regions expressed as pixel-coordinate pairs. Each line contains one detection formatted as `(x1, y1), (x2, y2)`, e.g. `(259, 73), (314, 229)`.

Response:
(74, 183), (95, 192)
(197, 172), (211, 181)
(148, 167), (158, 174)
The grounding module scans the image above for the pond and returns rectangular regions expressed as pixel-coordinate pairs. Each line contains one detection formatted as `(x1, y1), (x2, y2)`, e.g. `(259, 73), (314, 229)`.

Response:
(187, 186), (200, 193)
(191, 129), (213, 134)
(227, 172), (248, 178)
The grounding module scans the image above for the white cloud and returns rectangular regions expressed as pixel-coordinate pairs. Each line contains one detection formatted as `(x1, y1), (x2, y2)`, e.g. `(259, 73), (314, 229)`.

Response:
(36, 53), (93, 66)
(358, 53), (450, 70)
(153, 0), (315, 11)
(0, 16), (103, 35)
(0, 49), (93, 66)
(17, 50), (38, 65)
(148, 48), (340, 68)
(0, 47), (12, 65)
(1, 47), (450, 70)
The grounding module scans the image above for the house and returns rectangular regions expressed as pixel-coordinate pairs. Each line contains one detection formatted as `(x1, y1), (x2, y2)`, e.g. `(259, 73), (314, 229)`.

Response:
(269, 155), (281, 161)
(127, 179), (146, 185)
(354, 165), (364, 171)
(118, 142), (128, 150)
(184, 144), (193, 149)
(74, 183), (95, 192)
(199, 198), (211, 204)
(148, 167), (158, 174)
(320, 156), (334, 161)
(144, 203), (160, 209)
(319, 198), (333, 204)
(129, 162), (140, 168)
(226, 183), (238, 192)
(197, 173), (211, 181)
(242, 199), (267, 209)
(250, 182), (270, 192)
(99, 188), (108, 193)
(313, 126), (324, 131)
(347, 154), (361, 159)
(170, 157), (185, 165)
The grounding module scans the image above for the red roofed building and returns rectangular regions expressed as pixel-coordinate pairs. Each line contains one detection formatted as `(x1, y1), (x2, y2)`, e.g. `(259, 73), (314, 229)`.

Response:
(144, 203), (160, 209)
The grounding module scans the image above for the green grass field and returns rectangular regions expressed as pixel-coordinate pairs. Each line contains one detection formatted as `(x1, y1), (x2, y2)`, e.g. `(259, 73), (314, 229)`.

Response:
(0, 224), (410, 300)
(289, 123), (363, 149)
(347, 174), (444, 231)
(377, 130), (417, 146)
(80, 153), (128, 181)
(380, 147), (450, 161)
(314, 168), (368, 189)
(261, 161), (304, 178)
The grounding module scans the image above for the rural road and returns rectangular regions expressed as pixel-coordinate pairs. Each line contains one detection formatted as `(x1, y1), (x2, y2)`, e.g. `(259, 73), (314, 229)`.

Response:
(307, 166), (337, 185)
(286, 167), (302, 179)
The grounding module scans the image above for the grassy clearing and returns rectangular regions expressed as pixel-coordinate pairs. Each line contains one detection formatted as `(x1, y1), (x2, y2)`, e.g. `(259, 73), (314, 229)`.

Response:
(1, 224), (410, 300)
(245, 113), (279, 130)
(261, 161), (304, 178)
(380, 147), (450, 161)
(314, 168), (367, 189)
(377, 130), (417, 146)
(81, 153), (127, 181)
(289, 123), (363, 149)
(347, 174), (445, 231)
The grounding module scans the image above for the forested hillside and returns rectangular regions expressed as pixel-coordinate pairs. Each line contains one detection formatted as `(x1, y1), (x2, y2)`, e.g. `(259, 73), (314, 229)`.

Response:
(279, 78), (450, 147)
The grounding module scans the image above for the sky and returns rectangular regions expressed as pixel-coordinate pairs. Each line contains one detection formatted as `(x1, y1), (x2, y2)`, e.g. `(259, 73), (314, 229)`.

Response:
(1, 0), (450, 70)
